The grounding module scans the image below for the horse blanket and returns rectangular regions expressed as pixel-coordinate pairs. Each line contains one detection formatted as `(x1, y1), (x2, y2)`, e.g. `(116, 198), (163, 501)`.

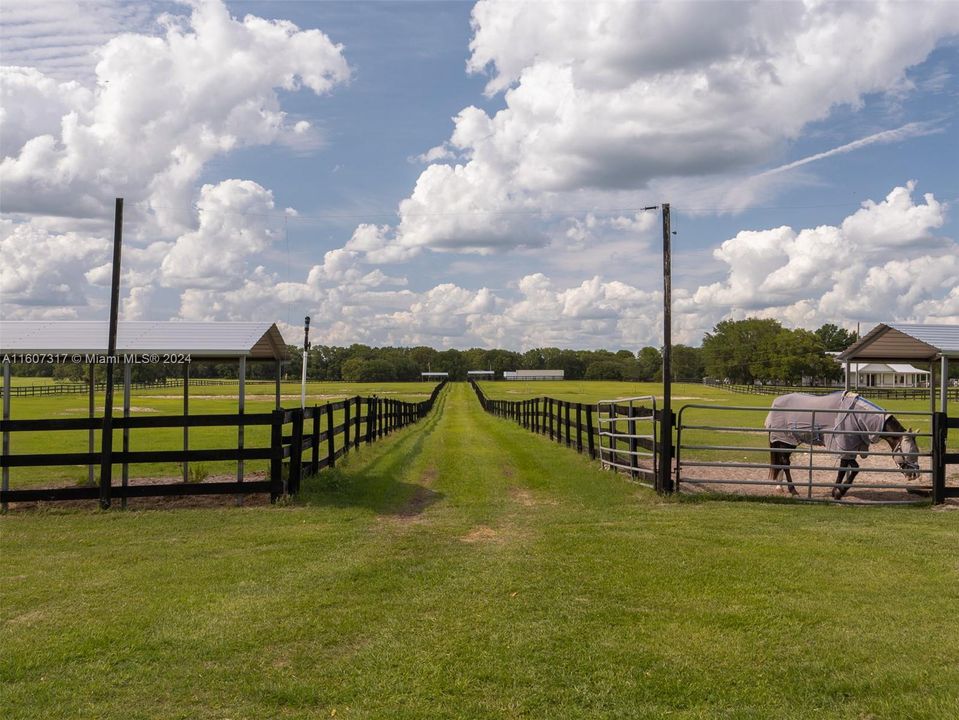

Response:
(764, 391), (888, 460)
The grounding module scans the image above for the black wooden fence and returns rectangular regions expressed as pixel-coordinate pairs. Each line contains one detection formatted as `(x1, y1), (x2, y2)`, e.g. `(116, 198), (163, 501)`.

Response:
(469, 380), (670, 489)
(0, 382), (446, 506)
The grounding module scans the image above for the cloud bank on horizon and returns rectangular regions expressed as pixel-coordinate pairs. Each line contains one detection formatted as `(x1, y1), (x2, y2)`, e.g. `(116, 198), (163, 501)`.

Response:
(1, 0), (958, 349)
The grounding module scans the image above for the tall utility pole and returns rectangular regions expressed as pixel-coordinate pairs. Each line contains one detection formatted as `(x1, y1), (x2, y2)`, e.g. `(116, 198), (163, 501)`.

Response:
(659, 203), (674, 493)
(301, 316), (311, 409)
(100, 198), (123, 509)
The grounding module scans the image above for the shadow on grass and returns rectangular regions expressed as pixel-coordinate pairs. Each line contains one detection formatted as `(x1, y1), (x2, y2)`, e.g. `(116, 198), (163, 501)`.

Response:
(296, 389), (449, 517)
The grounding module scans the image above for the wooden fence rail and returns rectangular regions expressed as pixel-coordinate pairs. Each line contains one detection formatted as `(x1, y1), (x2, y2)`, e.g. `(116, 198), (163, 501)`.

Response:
(0, 382), (446, 507)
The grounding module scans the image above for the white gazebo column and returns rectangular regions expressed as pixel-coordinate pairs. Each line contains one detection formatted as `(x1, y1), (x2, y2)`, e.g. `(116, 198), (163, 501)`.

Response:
(2, 358), (11, 511)
(844, 362), (850, 392)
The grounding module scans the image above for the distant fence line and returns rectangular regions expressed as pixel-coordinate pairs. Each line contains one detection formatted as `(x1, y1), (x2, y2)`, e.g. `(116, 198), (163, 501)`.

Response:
(469, 380), (668, 485)
(701, 379), (959, 402)
(1, 377), (277, 398)
(0, 382), (447, 507)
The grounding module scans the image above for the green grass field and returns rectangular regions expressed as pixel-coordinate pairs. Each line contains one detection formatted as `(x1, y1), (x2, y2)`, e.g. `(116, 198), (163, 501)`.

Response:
(2, 383), (958, 719)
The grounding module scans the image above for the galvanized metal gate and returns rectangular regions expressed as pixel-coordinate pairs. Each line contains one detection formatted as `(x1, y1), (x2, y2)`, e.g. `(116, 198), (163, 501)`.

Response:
(675, 402), (936, 503)
(597, 396), (658, 489)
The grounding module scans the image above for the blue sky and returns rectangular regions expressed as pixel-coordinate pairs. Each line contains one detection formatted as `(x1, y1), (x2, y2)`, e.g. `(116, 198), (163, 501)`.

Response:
(2, 0), (958, 348)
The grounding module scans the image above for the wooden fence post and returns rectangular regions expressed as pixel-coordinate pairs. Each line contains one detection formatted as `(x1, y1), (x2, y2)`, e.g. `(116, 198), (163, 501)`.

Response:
(327, 403), (336, 468)
(565, 402), (571, 448)
(576, 403), (583, 453)
(586, 405), (596, 459)
(343, 400), (351, 454)
(932, 412), (946, 505)
(290, 408), (304, 495)
(310, 406), (320, 475)
(354, 396), (361, 449)
(270, 409), (284, 501)
(366, 398), (374, 445)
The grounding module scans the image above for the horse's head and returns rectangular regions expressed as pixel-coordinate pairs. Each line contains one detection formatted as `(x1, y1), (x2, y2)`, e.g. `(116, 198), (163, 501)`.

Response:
(893, 429), (921, 481)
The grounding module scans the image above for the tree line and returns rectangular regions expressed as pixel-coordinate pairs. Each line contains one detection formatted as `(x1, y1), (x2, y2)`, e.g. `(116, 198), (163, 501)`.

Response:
(18, 319), (946, 386)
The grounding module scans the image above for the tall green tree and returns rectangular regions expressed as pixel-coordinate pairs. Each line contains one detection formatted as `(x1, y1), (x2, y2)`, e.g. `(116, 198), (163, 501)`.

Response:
(815, 323), (857, 352)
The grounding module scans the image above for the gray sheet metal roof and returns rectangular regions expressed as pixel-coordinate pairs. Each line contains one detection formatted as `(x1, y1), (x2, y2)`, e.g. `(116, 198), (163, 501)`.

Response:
(838, 323), (959, 361)
(0, 321), (289, 361)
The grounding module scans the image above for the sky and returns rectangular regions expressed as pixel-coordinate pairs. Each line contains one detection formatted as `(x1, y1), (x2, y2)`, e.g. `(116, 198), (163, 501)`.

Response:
(1, 0), (958, 350)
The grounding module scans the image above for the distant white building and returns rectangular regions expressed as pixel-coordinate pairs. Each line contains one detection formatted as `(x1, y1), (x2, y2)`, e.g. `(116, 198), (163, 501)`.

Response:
(467, 370), (495, 378)
(421, 372), (449, 379)
(846, 362), (929, 388)
(503, 369), (564, 381)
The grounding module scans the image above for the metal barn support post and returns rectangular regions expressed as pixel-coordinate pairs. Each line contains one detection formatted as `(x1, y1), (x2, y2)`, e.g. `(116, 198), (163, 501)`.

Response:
(941, 356), (948, 414)
(182, 361), (189, 483)
(928, 360), (937, 414)
(122, 362), (131, 508)
(2, 359), (10, 511)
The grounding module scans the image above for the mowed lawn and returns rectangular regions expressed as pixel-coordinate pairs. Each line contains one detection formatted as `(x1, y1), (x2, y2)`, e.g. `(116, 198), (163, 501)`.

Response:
(2, 383), (958, 719)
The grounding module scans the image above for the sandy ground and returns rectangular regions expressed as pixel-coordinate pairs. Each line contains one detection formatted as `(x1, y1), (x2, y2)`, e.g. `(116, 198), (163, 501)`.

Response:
(675, 453), (959, 504)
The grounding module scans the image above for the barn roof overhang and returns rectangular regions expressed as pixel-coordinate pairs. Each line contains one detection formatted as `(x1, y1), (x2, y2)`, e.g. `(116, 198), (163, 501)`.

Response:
(838, 323), (959, 363)
(0, 321), (290, 362)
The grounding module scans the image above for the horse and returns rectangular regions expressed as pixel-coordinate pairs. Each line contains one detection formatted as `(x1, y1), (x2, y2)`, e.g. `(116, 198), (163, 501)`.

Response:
(764, 391), (920, 499)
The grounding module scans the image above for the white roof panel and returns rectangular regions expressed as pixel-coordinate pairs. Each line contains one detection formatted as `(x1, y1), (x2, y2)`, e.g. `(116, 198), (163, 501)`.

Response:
(0, 321), (289, 360)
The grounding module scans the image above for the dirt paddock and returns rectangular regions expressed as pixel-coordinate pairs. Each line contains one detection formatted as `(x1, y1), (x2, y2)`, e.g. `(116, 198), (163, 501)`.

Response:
(676, 454), (959, 504)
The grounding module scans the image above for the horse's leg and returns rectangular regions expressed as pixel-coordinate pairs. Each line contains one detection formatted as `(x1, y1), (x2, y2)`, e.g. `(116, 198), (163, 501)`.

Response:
(832, 459), (860, 499)
(769, 443), (797, 495)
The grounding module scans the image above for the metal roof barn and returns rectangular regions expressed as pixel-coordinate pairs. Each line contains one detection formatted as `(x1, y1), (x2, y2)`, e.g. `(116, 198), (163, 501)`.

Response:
(0, 321), (289, 361)
(1, 321), (290, 492)
(838, 323), (959, 412)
